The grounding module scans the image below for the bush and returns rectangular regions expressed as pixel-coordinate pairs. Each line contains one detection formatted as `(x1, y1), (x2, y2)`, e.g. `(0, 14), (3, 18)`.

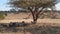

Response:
(0, 13), (5, 19)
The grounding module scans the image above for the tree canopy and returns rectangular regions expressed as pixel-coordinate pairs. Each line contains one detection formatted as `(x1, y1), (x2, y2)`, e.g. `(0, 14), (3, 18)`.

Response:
(9, 0), (57, 8)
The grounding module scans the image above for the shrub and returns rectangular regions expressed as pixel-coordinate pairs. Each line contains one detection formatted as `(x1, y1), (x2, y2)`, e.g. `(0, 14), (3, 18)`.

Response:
(0, 12), (5, 19)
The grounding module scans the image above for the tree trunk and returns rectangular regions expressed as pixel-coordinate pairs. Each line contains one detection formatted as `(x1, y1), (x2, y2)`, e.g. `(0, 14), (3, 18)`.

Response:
(28, 7), (44, 24)
(33, 15), (37, 24)
(33, 17), (38, 24)
(32, 12), (38, 24)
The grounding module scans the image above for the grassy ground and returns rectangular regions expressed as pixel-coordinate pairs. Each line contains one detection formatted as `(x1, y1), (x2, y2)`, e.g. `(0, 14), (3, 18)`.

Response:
(0, 24), (60, 34)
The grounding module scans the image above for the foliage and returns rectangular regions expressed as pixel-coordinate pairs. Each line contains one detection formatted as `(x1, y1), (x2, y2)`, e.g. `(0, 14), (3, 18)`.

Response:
(9, 0), (57, 8)
(0, 12), (5, 19)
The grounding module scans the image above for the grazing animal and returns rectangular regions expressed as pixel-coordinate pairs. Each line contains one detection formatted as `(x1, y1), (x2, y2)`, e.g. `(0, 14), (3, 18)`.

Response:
(1, 24), (7, 27)
(18, 21), (28, 27)
(9, 22), (17, 27)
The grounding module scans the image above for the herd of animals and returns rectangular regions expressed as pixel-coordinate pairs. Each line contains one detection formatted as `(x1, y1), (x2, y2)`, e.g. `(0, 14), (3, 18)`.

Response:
(0, 21), (29, 28)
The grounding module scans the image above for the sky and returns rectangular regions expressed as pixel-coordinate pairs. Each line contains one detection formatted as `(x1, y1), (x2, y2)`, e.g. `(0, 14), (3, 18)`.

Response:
(0, 0), (60, 11)
(0, 0), (11, 11)
(56, 3), (60, 10)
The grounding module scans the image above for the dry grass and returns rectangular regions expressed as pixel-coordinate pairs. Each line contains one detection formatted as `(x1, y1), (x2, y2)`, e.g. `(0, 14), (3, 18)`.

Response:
(0, 23), (60, 34)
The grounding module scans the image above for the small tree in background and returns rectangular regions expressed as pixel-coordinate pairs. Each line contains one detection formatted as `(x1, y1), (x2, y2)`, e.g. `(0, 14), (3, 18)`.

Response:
(9, 0), (57, 24)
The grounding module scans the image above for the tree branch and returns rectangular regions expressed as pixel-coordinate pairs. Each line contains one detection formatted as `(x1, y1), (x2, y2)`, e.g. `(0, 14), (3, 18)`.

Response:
(35, 7), (44, 19)
(37, 7), (44, 15)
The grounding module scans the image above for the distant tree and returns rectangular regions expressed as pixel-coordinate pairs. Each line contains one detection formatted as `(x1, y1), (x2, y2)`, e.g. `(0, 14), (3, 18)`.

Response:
(9, 0), (57, 24)
(10, 9), (16, 12)
(10, 9), (18, 14)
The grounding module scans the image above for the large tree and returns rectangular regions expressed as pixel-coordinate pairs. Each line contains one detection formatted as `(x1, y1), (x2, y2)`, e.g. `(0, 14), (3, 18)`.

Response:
(9, 0), (57, 24)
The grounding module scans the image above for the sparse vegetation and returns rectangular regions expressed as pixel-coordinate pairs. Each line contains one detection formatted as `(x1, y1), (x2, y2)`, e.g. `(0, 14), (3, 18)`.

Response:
(0, 0), (59, 34)
(0, 12), (5, 20)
